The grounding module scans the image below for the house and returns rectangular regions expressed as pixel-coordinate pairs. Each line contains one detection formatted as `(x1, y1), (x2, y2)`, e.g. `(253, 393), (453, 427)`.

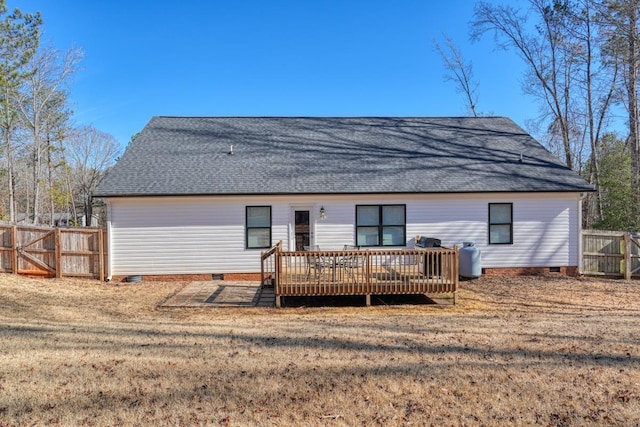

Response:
(94, 116), (594, 281)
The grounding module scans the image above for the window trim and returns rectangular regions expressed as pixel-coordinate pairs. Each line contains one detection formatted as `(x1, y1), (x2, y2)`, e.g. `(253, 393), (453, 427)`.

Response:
(355, 204), (406, 247)
(488, 203), (513, 245)
(246, 206), (272, 249)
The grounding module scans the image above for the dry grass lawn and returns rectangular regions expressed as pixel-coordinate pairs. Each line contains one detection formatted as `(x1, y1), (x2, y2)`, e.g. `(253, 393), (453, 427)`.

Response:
(0, 273), (639, 426)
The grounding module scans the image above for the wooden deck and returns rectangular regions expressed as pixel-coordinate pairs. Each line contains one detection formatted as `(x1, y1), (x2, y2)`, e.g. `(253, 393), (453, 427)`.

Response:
(261, 243), (459, 307)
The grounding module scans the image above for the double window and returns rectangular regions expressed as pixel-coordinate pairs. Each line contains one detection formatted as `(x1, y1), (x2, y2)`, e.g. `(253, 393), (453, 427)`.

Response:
(246, 206), (271, 249)
(489, 203), (513, 244)
(356, 205), (406, 247)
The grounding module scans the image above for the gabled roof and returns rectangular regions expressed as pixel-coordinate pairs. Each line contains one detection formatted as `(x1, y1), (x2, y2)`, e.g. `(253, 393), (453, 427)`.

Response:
(94, 116), (594, 197)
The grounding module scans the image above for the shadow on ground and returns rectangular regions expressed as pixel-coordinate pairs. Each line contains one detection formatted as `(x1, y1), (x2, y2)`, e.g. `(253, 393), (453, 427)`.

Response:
(280, 293), (444, 308)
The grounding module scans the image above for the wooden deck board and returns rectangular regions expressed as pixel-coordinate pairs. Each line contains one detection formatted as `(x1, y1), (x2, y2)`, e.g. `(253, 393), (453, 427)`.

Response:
(277, 259), (457, 296)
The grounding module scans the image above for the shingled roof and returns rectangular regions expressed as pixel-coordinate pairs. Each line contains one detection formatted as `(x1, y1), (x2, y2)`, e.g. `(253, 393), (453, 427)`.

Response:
(94, 116), (594, 197)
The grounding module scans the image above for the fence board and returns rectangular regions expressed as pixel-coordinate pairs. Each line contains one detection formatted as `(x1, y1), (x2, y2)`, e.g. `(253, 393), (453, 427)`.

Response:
(0, 224), (106, 279)
(582, 230), (640, 279)
(0, 226), (12, 272)
(16, 228), (55, 275)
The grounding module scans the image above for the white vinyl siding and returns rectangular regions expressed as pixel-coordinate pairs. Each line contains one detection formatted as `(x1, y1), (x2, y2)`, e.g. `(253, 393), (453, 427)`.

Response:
(402, 193), (579, 268)
(109, 197), (289, 275)
(106, 192), (581, 276)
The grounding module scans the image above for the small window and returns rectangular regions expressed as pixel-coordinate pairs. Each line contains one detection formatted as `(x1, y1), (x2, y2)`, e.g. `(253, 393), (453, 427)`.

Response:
(356, 205), (406, 247)
(246, 206), (271, 249)
(489, 203), (513, 244)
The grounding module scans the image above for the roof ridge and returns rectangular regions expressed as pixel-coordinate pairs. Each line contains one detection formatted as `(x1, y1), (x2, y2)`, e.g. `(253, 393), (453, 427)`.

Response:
(152, 115), (510, 119)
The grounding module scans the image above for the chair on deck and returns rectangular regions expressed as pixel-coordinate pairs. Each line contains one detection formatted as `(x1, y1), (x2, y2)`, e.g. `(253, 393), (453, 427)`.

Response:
(341, 245), (362, 282)
(304, 245), (328, 280)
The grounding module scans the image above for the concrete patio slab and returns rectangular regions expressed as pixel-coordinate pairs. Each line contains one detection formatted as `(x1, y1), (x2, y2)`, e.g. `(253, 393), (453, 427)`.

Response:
(160, 281), (275, 308)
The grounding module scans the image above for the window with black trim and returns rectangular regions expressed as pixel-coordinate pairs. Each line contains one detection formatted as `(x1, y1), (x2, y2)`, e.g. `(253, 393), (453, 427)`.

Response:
(246, 206), (271, 249)
(489, 203), (513, 244)
(356, 205), (406, 247)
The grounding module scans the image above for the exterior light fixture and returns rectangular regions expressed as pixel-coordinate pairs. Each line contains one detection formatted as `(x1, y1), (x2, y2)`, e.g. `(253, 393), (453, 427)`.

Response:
(319, 206), (326, 220)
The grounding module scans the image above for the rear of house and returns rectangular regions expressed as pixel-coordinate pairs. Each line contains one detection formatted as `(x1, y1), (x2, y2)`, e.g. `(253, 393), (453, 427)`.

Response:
(95, 117), (593, 280)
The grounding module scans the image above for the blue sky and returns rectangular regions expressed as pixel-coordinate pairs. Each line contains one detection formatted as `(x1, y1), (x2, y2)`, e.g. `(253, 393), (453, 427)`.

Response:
(12, 0), (532, 149)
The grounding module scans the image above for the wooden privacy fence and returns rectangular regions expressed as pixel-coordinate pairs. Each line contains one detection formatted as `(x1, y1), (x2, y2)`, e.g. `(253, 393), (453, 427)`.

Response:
(0, 224), (107, 280)
(582, 230), (640, 279)
(262, 241), (459, 307)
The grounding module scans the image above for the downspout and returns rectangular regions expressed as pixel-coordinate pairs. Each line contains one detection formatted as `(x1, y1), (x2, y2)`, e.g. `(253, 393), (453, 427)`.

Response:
(106, 200), (113, 281)
(578, 194), (584, 275)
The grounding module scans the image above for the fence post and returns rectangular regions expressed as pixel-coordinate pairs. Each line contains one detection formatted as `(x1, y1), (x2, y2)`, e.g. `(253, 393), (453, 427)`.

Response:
(620, 236), (625, 277)
(624, 232), (632, 280)
(11, 225), (18, 274)
(55, 228), (62, 278)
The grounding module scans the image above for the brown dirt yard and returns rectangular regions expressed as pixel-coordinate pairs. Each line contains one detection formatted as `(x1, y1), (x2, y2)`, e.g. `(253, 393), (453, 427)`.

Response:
(0, 273), (638, 427)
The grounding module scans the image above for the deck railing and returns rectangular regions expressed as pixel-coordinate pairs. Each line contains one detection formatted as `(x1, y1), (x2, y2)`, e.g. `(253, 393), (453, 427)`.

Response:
(260, 240), (282, 286)
(262, 242), (459, 307)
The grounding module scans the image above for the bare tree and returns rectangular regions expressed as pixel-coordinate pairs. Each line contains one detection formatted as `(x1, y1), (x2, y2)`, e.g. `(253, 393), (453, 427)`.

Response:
(472, 0), (579, 169)
(43, 93), (70, 226)
(472, 0), (624, 228)
(434, 34), (480, 116)
(600, 0), (640, 229)
(568, 0), (619, 226)
(63, 126), (119, 226)
(0, 1), (40, 222)
(17, 45), (82, 224)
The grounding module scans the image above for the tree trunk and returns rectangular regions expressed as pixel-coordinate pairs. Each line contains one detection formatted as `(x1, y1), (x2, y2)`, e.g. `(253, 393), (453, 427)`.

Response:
(5, 131), (16, 223)
(46, 133), (54, 226)
(584, 1), (603, 227)
(2, 87), (16, 223)
(30, 111), (41, 225)
(626, 1), (640, 229)
(85, 194), (93, 227)
(66, 170), (77, 225)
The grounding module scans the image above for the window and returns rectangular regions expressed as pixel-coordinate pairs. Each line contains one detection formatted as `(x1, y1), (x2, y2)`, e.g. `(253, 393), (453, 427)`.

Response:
(246, 206), (271, 249)
(489, 203), (513, 244)
(356, 205), (406, 247)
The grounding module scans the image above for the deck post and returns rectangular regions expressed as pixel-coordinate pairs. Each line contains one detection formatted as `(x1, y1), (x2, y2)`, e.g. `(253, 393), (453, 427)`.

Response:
(260, 249), (265, 286)
(452, 248), (459, 302)
(365, 294), (371, 306)
(365, 251), (371, 294)
(275, 252), (280, 290)
(275, 241), (282, 305)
